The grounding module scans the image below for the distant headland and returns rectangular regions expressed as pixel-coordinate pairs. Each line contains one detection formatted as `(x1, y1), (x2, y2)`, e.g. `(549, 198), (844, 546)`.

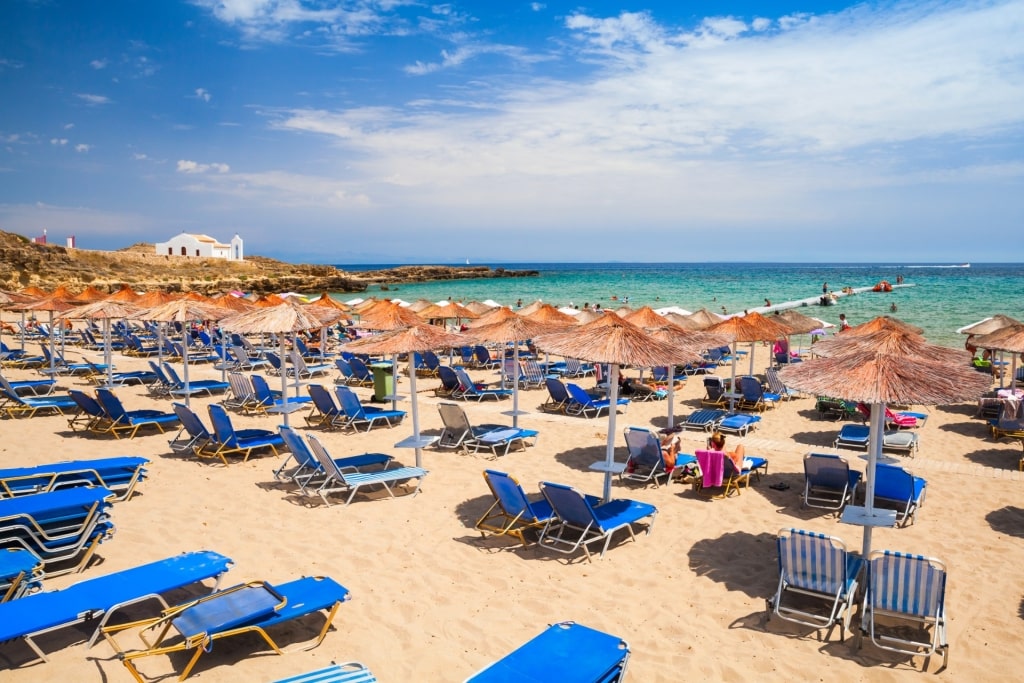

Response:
(0, 230), (538, 295)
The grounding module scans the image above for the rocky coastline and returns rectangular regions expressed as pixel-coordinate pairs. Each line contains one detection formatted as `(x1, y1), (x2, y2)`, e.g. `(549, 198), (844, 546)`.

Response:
(0, 231), (538, 295)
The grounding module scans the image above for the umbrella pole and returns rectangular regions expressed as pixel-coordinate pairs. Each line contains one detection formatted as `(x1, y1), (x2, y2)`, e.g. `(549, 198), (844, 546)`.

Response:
(391, 353), (399, 411)
(320, 327), (327, 365)
(409, 356), (422, 468)
(182, 330), (191, 408)
(666, 364), (676, 430)
(48, 311), (56, 376)
(20, 312), (26, 352)
(104, 318), (113, 387)
(728, 343), (738, 411)
(603, 364), (620, 503)
(281, 336), (290, 427)
(861, 403), (886, 558)
(748, 341), (755, 376)
(512, 345), (520, 428)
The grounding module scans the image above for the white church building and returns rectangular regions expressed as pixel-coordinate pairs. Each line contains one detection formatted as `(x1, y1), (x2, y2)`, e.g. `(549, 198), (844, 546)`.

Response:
(155, 233), (243, 261)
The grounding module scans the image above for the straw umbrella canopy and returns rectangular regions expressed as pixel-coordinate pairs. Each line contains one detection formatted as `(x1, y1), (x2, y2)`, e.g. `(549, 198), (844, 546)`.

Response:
(139, 300), (234, 406)
(341, 324), (467, 468)
(463, 300), (496, 315)
(642, 324), (722, 430)
(1, 290), (40, 352)
(662, 312), (703, 331)
(972, 323), (1024, 391)
(706, 312), (794, 407)
(406, 299), (435, 313)
(612, 306), (634, 317)
(74, 285), (109, 303)
(521, 303), (577, 326)
(58, 300), (145, 387)
(623, 306), (668, 328)
(134, 290), (177, 308)
(416, 302), (478, 324)
(778, 343), (992, 558)
(844, 315), (923, 337)
(572, 309), (604, 324)
(465, 306), (515, 329)
(210, 292), (256, 312)
(306, 292), (350, 313)
(19, 286), (48, 298)
(220, 301), (324, 425)
(17, 294), (77, 374)
(534, 314), (690, 502)
(958, 314), (1021, 337)
(106, 285), (141, 303)
(49, 285), (79, 301)
(465, 316), (568, 428)
(810, 327), (969, 365)
(773, 309), (826, 335)
(684, 308), (726, 330)
(358, 302), (423, 331)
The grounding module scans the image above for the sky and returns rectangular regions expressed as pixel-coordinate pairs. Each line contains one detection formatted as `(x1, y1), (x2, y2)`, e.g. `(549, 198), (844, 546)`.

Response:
(1, 0), (1022, 264)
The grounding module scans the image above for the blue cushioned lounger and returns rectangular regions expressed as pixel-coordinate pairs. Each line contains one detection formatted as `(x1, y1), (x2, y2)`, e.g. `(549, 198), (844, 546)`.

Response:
(0, 550), (232, 664)
(0, 547), (43, 601)
(274, 662), (378, 683)
(0, 456), (149, 501)
(465, 621), (630, 682)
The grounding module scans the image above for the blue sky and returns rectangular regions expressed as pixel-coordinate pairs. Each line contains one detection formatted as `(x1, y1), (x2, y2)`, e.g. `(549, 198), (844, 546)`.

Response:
(1, 1), (1022, 264)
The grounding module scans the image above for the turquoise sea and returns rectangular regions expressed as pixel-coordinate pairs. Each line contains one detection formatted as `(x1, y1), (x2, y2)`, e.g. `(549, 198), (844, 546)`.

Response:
(335, 263), (1024, 350)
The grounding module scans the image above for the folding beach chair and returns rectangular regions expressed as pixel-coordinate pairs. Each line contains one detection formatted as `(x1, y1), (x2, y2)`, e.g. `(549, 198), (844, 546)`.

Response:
(67, 389), (116, 434)
(0, 376), (77, 419)
(716, 412), (761, 435)
(305, 433), (427, 506)
(289, 350), (333, 379)
(765, 367), (799, 400)
(565, 383), (629, 418)
(857, 550), (949, 670)
(222, 372), (259, 411)
(0, 550), (233, 666)
(619, 426), (677, 487)
(453, 367), (513, 402)
(94, 387), (180, 439)
(436, 402), (538, 456)
(541, 377), (571, 413)
(251, 374), (312, 415)
(334, 385), (406, 432)
(678, 408), (727, 432)
(692, 449), (759, 498)
(205, 404), (284, 464)
(161, 363), (229, 397)
(464, 621), (630, 683)
(766, 528), (863, 642)
(872, 463), (927, 527)
(701, 376), (727, 407)
(0, 456), (149, 502)
(738, 375), (780, 412)
(305, 383), (347, 429)
(1, 548), (43, 602)
(103, 576), (350, 682)
(169, 403), (218, 456)
(475, 470), (557, 546)
(0, 372), (55, 396)
(537, 482), (657, 562)
(802, 453), (861, 512)
(275, 427), (392, 494)
(435, 365), (461, 398)
(833, 424), (870, 450)
(346, 357), (375, 387)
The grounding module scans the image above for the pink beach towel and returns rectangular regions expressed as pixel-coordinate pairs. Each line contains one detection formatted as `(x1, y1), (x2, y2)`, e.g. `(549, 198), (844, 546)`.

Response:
(696, 449), (725, 488)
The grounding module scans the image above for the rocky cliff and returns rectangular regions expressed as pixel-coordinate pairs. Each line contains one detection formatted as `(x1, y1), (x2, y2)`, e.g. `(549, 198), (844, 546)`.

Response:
(0, 231), (538, 295)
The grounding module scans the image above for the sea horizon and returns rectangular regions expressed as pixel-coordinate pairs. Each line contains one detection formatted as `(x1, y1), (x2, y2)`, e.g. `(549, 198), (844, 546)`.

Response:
(330, 262), (1024, 352)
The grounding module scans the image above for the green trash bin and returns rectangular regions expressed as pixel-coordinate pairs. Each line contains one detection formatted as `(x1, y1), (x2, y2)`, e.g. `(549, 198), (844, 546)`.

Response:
(369, 362), (395, 403)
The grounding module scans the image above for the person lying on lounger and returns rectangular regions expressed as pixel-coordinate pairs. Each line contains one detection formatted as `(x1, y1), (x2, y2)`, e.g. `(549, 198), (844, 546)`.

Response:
(708, 430), (752, 471)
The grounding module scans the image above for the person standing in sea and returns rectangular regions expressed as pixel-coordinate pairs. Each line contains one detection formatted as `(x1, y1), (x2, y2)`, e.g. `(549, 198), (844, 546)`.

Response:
(822, 281), (828, 294)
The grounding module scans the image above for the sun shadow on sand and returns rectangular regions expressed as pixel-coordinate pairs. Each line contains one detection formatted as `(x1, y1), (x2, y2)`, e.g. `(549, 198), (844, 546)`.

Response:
(688, 531), (777, 599)
(789, 430), (842, 449)
(962, 447), (1020, 470)
(986, 506), (1024, 539)
(553, 444), (612, 472)
(938, 420), (991, 438)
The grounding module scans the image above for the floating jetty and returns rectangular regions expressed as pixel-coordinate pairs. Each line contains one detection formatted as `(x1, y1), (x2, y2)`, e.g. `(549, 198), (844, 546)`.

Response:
(749, 283), (915, 316)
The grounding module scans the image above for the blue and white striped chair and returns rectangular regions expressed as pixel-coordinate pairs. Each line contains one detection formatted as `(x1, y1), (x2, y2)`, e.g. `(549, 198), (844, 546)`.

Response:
(766, 527), (863, 642)
(857, 550), (948, 670)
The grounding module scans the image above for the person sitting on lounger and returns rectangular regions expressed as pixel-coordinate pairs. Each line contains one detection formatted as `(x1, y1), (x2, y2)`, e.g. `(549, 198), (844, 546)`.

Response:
(708, 430), (751, 471)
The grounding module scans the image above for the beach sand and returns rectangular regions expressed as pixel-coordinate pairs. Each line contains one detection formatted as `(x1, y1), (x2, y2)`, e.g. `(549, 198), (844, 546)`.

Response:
(2, 340), (1023, 682)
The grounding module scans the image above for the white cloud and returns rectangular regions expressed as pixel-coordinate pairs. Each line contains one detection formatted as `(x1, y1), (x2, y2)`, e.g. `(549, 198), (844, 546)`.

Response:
(76, 93), (111, 105)
(75, 144), (91, 153)
(0, 58), (24, 70)
(404, 43), (535, 75)
(50, 138), (68, 146)
(176, 159), (230, 174)
(195, 87), (212, 102)
(63, 123), (75, 130)
(133, 153), (149, 160)
(90, 58), (108, 69)
(530, 3), (545, 11)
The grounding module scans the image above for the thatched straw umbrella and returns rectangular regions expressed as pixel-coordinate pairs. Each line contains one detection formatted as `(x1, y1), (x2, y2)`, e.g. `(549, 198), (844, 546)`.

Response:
(773, 309), (833, 360)
(220, 302), (324, 425)
(416, 302), (478, 326)
(304, 293), (351, 362)
(623, 306), (667, 328)
(341, 324), (466, 467)
(19, 286), (48, 298)
(972, 323), (1024, 391)
(521, 303), (578, 326)
(778, 343), (992, 557)
(612, 306), (634, 317)
(958, 315), (1022, 388)
(465, 317), (567, 428)
(467, 306), (516, 329)
(17, 294), (77, 374)
(139, 300), (234, 406)
(662, 312), (703, 331)
(59, 300), (145, 387)
(106, 285), (141, 303)
(706, 312), (794, 408)
(845, 315), (924, 337)
(572, 309), (604, 325)
(463, 300), (496, 315)
(642, 325), (719, 430)
(0, 290), (35, 350)
(358, 302), (423, 331)
(49, 285), (79, 301)
(517, 300), (545, 316)
(534, 314), (690, 502)
(210, 293), (256, 313)
(684, 308), (726, 330)
(135, 290), (177, 308)
(74, 285), (109, 303)
(811, 327), (969, 365)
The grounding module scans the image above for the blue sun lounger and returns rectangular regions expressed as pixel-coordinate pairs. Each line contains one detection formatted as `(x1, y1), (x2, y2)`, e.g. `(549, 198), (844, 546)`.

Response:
(537, 482), (657, 562)
(95, 387), (180, 439)
(1, 548), (43, 602)
(0, 375), (77, 418)
(678, 409), (726, 432)
(0, 456), (149, 501)
(0, 550), (232, 665)
(716, 412), (761, 436)
(465, 621), (630, 682)
(105, 575), (350, 682)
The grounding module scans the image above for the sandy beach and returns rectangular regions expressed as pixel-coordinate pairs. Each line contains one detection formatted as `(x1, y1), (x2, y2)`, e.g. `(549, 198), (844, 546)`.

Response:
(2, 338), (1023, 682)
